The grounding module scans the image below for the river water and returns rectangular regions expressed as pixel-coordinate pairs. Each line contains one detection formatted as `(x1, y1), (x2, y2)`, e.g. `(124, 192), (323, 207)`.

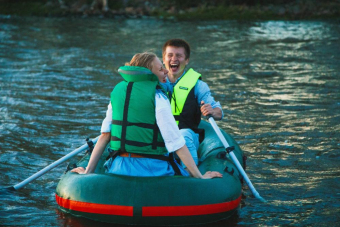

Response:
(0, 15), (339, 226)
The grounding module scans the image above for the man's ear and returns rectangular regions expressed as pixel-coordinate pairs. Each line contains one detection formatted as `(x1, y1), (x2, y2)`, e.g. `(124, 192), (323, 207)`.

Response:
(186, 58), (190, 65)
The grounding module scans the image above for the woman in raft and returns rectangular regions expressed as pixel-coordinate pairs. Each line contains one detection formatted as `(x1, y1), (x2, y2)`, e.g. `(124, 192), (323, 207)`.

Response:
(72, 52), (222, 179)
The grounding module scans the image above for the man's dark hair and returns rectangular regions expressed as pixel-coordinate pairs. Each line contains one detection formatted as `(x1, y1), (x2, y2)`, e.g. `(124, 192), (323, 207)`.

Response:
(162, 39), (190, 60)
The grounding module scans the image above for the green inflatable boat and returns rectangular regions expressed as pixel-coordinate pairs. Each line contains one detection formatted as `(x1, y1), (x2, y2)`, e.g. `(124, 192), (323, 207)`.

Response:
(55, 120), (245, 225)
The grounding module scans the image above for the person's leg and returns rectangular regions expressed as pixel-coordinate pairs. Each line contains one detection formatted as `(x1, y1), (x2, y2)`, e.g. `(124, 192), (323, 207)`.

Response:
(179, 129), (199, 167)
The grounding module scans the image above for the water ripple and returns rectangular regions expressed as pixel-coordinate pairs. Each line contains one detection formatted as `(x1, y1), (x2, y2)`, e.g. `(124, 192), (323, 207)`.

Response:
(1, 17), (340, 227)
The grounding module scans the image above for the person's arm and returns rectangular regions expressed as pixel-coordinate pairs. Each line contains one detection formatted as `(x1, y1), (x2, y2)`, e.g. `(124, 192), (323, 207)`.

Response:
(155, 90), (222, 179)
(72, 102), (112, 174)
(71, 133), (110, 174)
(176, 145), (222, 179)
(196, 80), (223, 120)
(200, 100), (222, 120)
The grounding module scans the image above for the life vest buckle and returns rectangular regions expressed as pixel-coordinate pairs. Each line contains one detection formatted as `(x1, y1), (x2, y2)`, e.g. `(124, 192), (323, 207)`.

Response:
(106, 148), (120, 160)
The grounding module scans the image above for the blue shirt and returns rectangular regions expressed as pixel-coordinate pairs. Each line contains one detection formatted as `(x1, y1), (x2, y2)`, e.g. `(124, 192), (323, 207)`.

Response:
(161, 70), (224, 118)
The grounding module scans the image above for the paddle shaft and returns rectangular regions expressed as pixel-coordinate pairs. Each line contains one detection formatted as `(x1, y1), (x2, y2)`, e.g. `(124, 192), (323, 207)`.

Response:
(9, 136), (100, 191)
(208, 117), (266, 202)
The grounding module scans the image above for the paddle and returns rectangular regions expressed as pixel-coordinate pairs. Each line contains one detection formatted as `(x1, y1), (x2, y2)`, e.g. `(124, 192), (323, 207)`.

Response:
(6, 136), (100, 191)
(207, 116), (266, 202)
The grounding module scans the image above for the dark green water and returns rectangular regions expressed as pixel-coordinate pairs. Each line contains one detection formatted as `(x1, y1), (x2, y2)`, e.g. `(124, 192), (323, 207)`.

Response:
(0, 15), (339, 226)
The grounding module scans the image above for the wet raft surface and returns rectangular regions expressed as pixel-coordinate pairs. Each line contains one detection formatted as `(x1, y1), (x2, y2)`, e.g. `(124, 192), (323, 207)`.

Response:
(55, 121), (244, 225)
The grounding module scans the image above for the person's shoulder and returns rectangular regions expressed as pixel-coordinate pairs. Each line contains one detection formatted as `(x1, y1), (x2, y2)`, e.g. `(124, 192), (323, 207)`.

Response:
(156, 89), (169, 100)
(196, 78), (209, 87)
(112, 80), (126, 90)
(189, 68), (200, 73)
(187, 68), (202, 77)
(159, 81), (170, 92)
(188, 68), (204, 81)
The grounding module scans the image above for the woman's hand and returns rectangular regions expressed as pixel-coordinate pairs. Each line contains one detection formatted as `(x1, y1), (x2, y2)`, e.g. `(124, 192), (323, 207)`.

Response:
(71, 167), (86, 174)
(71, 133), (110, 175)
(202, 171), (223, 179)
(176, 145), (223, 179)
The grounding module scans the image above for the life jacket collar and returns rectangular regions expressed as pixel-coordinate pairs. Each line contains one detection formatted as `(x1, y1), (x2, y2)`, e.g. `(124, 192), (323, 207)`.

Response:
(118, 66), (158, 82)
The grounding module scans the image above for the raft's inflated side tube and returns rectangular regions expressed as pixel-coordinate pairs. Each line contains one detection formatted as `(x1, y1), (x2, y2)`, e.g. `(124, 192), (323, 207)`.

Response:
(56, 121), (244, 226)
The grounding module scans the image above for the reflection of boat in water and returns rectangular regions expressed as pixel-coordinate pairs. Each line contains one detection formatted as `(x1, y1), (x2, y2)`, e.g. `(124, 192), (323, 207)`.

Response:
(55, 120), (245, 225)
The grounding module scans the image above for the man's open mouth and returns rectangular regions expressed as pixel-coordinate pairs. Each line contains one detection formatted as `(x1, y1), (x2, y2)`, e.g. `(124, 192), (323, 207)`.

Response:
(170, 63), (179, 71)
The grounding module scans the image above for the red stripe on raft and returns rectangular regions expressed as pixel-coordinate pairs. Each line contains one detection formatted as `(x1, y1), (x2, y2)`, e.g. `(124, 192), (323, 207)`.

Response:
(55, 194), (133, 216)
(142, 195), (241, 217)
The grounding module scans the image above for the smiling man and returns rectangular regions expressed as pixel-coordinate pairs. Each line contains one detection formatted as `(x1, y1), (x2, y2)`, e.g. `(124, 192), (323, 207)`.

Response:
(162, 38), (223, 167)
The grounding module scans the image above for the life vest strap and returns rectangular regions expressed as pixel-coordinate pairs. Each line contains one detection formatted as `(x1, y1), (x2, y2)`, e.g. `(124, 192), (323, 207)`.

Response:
(106, 148), (182, 176)
(111, 136), (165, 147)
(120, 82), (134, 152)
(152, 122), (160, 150)
(169, 153), (182, 176)
(111, 120), (155, 130)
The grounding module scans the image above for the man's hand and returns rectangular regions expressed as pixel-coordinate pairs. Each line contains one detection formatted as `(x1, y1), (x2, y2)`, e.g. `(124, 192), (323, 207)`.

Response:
(200, 101), (222, 120)
(200, 100), (214, 116)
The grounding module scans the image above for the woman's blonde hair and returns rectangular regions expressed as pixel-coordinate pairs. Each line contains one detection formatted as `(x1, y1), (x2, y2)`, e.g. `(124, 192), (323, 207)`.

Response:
(125, 52), (157, 70)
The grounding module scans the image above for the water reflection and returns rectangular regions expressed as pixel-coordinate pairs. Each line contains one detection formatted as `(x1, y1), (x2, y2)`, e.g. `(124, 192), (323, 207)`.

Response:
(1, 16), (339, 226)
(248, 21), (327, 41)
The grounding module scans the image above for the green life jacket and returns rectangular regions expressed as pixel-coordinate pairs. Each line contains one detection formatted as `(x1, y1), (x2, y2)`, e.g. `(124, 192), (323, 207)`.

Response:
(170, 68), (203, 139)
(110, 66), (167, 155)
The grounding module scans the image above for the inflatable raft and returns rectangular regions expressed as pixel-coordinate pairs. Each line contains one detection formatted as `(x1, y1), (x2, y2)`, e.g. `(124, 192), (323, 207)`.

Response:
(55, 120), (245, 226)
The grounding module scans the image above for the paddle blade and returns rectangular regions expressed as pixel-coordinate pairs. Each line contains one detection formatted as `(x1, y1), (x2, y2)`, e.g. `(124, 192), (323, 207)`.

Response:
(7, 186), (16, 191)
(257, 196), (267, 203)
